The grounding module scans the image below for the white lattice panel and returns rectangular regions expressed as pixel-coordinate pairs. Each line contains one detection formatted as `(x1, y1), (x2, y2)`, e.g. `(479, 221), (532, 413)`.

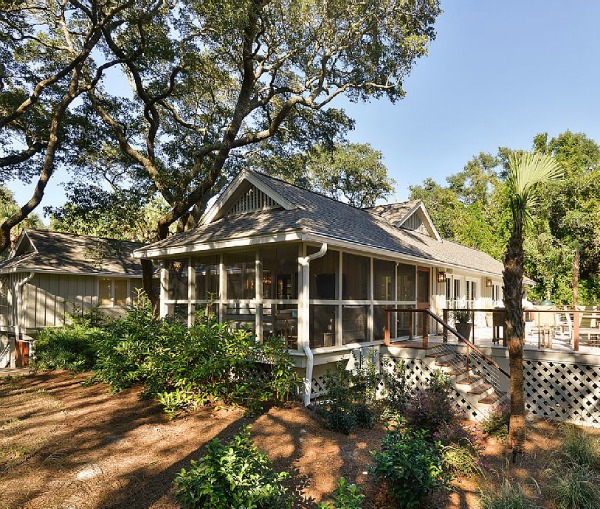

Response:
(523, 359), (600, 428)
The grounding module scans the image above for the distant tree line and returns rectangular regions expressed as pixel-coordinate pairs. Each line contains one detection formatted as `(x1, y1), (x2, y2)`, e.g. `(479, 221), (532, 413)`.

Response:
(409, 130), (600, 304)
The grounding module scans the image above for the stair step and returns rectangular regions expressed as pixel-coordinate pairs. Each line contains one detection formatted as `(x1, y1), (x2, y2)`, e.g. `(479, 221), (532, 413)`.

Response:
(478, 392), (501, 405)
(468, 383), (493, 395)
(435, 358), (457, 367)
(456, 375), (482, 386)
(446, 366), (470, 377)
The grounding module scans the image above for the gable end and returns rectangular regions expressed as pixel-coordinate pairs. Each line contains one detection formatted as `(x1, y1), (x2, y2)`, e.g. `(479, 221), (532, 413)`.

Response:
(227, 185), (280, 216)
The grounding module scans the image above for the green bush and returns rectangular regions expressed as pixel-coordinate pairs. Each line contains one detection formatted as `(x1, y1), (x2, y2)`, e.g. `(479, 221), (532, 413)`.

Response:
(380, 357), (413, 414)
(31, 321), (101, 372)
(174, 426), (292, 509)
(318, 362), (373, 435)
(405, 370), (457, 433)
(480, 480), (536, 509)
(482, 402), (510, 440)
(93, 302), (299, 414)
(370, 423), (450, 507)
(318, 477), (364, 509)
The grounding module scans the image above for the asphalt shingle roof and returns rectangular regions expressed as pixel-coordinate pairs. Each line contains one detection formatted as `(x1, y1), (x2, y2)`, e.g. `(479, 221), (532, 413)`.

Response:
(135, 171), (504, 276)
(0, 230), (144, 276)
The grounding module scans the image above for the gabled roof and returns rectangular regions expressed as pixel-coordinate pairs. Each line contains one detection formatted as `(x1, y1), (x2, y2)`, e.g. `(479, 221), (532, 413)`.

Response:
(365, 200), (441, 241)
(0, 230), (144, 276)
(134, 171), (504, 277)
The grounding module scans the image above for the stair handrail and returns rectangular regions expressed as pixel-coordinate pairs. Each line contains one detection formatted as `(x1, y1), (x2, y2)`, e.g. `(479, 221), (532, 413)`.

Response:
(384, 308), (509, 379)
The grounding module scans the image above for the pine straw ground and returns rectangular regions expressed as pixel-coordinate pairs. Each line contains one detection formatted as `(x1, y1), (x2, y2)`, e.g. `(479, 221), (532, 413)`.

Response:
(0, 371), (597, 509)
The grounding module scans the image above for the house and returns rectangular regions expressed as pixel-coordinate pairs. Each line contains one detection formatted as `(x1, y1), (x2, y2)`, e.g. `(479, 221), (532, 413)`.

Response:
(0, 230), (145, 367)
(133, 169), (505, 403)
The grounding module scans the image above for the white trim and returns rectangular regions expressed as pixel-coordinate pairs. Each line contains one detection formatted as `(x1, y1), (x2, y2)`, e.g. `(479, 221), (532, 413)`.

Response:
(0, 267), (144, 278)
(202, 170), (295, 225)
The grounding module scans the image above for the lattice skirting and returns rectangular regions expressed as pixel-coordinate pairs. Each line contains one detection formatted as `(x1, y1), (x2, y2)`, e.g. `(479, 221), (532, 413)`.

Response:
(310, 354), (483, 420)
(524, 359), (600, 428)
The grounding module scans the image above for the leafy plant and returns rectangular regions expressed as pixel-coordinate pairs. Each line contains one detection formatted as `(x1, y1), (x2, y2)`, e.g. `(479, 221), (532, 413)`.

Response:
(406, 370), (457, 433)
(443, 443), (482, 478)
(370, 422), (450, 507)
(174, 426), (292, 509)
(31, 321), (101, 372)
(482, 402), (510, 440)
(452, 307), (471, 323)
(380, 357), (413, 414)
(318, 477), (364, 509)
(480, 479), (536, 509)
(318, 362), (373, 435)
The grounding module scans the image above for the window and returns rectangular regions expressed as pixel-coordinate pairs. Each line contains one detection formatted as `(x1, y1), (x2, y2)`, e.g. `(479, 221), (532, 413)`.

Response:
(466, 280), (477, 305)
(225, 252), (255, 300)
(453, 279), (461, 301)
(99, 278), (129, 307)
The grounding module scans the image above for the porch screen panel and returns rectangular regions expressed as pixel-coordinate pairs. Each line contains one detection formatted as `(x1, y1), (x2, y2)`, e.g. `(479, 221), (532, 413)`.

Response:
(226, 253), (255, 300)
(397, 264), (416, 301)
(263, 303), (297, 348)
(374, 305), (395, 340)
(342, 305), (368, 344)
(225, 303), (256, 333)
(373, 259), (395, 300)
(194, 256), (219, 300)
(395, 305), (413, 337)
(167, 260), (188, 300)
(309, 304), (337, 348)
(309, 249), (339, 300)
(342, 253), (369, 300)
(261, 246), (298, 299)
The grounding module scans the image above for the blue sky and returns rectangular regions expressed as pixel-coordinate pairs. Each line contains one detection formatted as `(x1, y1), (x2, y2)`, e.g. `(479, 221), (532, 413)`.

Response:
(8, 0), (600, 211)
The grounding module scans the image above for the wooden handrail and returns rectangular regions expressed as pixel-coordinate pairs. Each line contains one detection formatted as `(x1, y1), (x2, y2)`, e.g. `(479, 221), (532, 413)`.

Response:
(384, 308), (510, 379)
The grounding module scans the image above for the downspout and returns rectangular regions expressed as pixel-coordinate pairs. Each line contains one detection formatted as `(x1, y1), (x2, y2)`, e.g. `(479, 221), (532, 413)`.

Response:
(299, 243), (327, 406)
(11, 272), (34, 368)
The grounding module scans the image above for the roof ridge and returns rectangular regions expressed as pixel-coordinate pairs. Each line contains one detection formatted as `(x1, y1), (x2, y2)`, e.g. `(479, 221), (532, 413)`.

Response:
(26, 228), (143, 246)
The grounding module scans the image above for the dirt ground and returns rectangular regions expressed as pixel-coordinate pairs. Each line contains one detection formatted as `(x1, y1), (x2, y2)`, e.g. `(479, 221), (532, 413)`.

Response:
(0, 371), (596, 509)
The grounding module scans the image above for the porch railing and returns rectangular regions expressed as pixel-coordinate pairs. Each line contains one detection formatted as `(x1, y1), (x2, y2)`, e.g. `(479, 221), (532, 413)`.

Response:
(383, 308), (510, 388)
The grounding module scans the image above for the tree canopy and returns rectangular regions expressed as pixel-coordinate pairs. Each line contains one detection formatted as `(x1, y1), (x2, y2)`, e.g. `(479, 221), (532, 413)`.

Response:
(409, 131), (600, 304)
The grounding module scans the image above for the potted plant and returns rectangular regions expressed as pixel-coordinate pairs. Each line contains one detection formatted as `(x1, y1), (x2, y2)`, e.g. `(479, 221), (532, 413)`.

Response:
(452, 308), (472, 340)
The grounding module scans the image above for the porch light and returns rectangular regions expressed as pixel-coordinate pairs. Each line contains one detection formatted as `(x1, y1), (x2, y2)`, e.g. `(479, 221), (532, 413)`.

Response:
(486, 278), (493, 287)
(436, 271), (446, 283)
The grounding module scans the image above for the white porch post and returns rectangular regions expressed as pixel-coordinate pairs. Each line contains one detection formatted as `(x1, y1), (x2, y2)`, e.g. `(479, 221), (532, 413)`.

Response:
(159, 262), (168, 319)
(188, 258), (195, 327)
(255, 250), (263, 343)
(219, 254), (227, 323)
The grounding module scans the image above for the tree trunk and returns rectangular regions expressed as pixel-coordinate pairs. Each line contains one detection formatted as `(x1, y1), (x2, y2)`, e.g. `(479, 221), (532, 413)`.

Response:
(141, 258), (159, 314)
(504, 218), (526, 453)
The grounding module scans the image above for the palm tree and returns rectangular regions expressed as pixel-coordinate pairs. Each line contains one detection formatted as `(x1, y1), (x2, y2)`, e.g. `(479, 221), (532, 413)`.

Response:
(504, 151), (562, 453)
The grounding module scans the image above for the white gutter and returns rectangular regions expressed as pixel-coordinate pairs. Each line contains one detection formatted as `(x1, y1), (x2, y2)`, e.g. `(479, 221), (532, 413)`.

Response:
(299, 243), (327, 406)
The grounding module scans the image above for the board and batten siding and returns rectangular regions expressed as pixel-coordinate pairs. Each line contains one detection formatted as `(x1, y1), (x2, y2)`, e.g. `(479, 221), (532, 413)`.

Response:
(24, 274), (98, 329)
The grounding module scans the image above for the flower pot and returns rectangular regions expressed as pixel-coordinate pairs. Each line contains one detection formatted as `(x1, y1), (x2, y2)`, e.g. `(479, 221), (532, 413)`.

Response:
(455, 322), (472, 341)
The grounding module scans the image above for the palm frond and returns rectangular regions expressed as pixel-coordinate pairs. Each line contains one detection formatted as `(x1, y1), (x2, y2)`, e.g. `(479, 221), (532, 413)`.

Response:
(507, 151), (563, 202)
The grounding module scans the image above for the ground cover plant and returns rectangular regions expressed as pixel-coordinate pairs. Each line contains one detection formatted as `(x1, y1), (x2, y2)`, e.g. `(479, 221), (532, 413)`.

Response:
(174, 426), (293, 509)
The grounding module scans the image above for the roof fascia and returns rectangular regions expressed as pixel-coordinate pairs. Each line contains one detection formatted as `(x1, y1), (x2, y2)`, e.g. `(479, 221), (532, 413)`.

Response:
(396, 201), (441, 241)
(202, 170), (295, 225)
(134, 231), (305, 259)
(0, 267), (144, 277)
(302, 232), (502, 278)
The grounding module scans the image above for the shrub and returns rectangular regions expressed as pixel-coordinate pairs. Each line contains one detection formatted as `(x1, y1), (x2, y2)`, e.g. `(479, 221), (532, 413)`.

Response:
(318, 362), (373, 435)
(482, 401), (510, 440)
(435, 421), (486, 477)
(406, 370), (456, 433)
(318, 477), (364, 509)
(553, 464), (600, 509)
(370, 423), (450, 507)
(480, 479), (536, 509)
(93, 302), (299, 414)
(174, 426), (292, 509)
(31, 321), (101, 372)
(380, 357), (413, 414)
(561, 424), (599, 468)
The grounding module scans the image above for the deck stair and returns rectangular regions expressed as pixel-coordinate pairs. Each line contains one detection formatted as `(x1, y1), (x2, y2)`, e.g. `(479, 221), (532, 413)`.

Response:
(424, 343), (507, 419)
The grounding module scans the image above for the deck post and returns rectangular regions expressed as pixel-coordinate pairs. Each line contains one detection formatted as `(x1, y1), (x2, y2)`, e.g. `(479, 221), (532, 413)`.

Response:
(408, 311), (413, 339)
(573, 310), (579, 351)
(384, 311), (390, 346)
(422, 312), (429, 348)
(442, 309), (448, 343)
